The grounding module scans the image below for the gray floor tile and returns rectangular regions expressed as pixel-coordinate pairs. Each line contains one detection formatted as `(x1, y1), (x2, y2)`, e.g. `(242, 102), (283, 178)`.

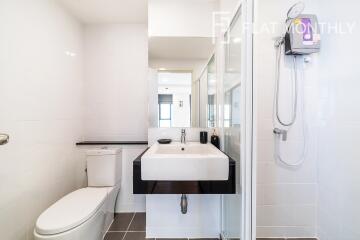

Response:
(123, 232), (147, 240)
(109, 213), (135, 231)
(105, 232), (125, 240)
(128, 212), (146, 231)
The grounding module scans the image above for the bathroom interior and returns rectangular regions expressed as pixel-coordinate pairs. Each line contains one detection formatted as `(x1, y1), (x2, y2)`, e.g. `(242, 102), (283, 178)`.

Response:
(0, 0), (359, 240)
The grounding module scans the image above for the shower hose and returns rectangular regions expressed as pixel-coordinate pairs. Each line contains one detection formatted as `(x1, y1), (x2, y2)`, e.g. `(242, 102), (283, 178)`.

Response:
(273, 40), (307, 167)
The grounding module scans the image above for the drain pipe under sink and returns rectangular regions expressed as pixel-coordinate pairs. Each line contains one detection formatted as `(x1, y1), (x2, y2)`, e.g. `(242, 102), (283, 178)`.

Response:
(180, 194), (188, 214)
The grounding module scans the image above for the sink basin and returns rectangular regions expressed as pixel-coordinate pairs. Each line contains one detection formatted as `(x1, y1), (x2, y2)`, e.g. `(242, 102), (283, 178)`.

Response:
(141, 142), (229, 181)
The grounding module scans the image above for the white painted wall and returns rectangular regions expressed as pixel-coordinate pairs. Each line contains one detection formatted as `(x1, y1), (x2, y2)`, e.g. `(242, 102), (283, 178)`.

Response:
(254, 0), (320, 238)
(148, 0), (218, 37)
(0, 0), (84, 239)
(316, 1), (360, 239)
(83, 24), (148, 141)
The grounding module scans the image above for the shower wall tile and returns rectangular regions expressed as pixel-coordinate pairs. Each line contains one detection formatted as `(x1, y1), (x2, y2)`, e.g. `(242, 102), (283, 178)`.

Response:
(315, 0), (360, 239)
(254, 0), (320, 238)
(262, 184), (316, 205)
(257, 226), (317, 239)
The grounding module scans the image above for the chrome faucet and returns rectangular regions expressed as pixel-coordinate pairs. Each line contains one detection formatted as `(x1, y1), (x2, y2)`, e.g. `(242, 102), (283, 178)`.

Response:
(181, 129), (186, 144)
(273, 128), (288, 141)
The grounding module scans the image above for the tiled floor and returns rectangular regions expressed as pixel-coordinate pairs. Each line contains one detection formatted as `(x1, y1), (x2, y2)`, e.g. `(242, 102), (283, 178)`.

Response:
(104, 212), (219, 240)
(105, 213), (316, 240)
(105, 213), (146, 240)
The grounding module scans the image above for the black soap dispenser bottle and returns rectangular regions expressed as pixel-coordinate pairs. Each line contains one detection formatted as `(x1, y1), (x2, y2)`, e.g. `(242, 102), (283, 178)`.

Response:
(211, 129), (220, 149)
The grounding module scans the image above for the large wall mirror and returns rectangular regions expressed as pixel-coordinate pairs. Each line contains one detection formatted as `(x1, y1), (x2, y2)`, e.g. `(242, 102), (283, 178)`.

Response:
(148, 37), (215, 128)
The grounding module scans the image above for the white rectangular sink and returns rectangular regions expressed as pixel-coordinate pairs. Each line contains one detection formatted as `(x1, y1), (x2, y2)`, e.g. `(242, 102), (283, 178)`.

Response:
(141, 142), (229, 181)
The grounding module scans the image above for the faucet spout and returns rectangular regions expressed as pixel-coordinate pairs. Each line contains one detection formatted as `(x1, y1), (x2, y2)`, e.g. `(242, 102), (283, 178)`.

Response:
(181, 129), (186, 144)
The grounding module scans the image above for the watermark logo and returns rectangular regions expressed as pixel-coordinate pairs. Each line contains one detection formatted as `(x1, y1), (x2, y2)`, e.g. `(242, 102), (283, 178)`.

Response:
(212, 13), (357, 45)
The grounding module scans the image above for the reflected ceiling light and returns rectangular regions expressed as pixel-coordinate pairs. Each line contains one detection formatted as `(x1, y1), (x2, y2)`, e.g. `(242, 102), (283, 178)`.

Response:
(158, 68), (167, 71)
(65, 51), (76, 57)
(233, 37), (242, 43)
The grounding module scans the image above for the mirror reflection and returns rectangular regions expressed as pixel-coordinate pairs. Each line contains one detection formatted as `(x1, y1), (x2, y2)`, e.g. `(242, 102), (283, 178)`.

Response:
(157, 71), (192, 127)
(148, 37), (215, 128)
(207, 55), (216, 128)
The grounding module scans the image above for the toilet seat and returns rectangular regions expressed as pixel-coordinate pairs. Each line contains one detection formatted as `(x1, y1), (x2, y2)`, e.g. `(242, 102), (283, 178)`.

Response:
(35, 188), (108, 235)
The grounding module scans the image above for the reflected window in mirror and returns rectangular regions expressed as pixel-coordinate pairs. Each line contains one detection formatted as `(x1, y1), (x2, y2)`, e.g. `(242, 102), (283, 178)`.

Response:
(157, 71), (192, 128)
(158, 94), (173, 127)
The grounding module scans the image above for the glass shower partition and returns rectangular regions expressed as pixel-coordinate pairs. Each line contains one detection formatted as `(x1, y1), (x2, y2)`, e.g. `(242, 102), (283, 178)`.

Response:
(221, 7), (243, 240)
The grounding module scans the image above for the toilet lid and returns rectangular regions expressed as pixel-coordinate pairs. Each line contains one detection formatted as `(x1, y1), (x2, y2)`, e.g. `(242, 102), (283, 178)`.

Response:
(35, 188), (108, 235)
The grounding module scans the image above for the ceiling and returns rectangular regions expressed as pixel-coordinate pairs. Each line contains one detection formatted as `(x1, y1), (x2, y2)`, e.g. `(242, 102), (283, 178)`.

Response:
(158, 72), (192, 86)
(57, 0), (148, 24)
(149, 37), (215, 60)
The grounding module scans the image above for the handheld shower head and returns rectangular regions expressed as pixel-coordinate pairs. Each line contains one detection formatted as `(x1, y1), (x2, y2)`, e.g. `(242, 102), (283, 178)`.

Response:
(286, 2), (305, 22)
(284, 1), (305, 31)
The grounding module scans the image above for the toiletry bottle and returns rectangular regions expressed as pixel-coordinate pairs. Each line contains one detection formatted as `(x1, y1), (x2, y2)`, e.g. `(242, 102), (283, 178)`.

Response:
(200, 131), (208, 144)
(211, 129), (220, 149)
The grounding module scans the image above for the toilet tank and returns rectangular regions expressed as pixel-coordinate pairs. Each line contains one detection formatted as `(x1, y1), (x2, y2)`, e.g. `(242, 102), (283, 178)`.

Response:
(86, 148), (122, 187)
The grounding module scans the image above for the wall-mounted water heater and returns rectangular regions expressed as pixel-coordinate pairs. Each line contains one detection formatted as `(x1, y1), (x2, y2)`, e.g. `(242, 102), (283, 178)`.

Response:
(273, 2), (321, 167)
(285, 14), (321, 55)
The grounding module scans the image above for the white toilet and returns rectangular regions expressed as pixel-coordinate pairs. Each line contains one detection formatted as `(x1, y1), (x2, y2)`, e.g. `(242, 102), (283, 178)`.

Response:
(34, 148), (122, 240)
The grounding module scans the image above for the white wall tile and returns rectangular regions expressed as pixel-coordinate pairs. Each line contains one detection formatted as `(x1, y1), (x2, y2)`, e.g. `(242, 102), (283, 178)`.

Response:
(0, 1), (84, 239)
(254, 0), (320, 237)
(315, 1), (360, 239)
(116, 147), (147, 212)
(148, 127), (214, 145)
(83, 24), (148, 141)
(146, 195), (221, 238)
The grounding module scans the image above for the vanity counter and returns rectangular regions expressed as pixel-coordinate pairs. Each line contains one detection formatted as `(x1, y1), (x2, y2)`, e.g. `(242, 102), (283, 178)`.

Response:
(133, 148), (236, 194)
